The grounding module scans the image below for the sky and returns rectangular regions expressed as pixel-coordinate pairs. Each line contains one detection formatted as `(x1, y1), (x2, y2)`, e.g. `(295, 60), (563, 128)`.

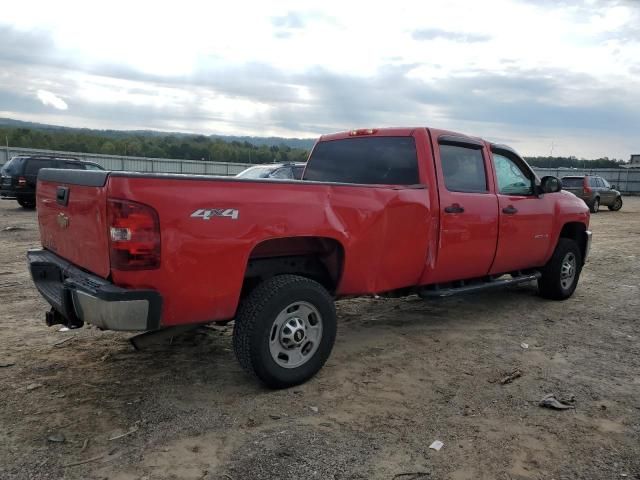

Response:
(0, 0), (639, 159)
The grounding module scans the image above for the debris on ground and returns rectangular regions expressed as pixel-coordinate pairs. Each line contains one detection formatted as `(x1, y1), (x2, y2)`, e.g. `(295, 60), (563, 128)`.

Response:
(26, 383), (43, 391)
(53, 336), (76, 347)
(500, 369), (522, 385)
(429, 440), (444, 451)
(109, 425), (139, 441)
(0, 361), (15, 368)
(2, 226), (26, 232)
(539, 394), (576, 410)
(309, 406), (319, 413)
(520, 342), (529, 349)
(47, 432), (66, 443)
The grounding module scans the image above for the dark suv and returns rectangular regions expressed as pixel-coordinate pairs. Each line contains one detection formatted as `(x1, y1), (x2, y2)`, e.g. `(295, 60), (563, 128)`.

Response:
(1, 155), (104, 209)
(561, 175), (623, 213)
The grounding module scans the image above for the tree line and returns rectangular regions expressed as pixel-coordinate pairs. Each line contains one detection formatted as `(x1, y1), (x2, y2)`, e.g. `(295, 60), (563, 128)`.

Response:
(0, 127), (310, 165)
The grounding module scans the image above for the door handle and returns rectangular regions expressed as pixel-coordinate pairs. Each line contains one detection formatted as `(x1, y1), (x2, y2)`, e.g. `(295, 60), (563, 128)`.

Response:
(444, 203), (464, 214)
(502, 205), (518, 215)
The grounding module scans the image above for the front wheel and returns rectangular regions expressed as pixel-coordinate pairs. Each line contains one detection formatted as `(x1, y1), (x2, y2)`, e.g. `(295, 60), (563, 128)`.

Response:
(538, 238), (583, 300)
(233, 275), (337, 389)
(608, 197), (623, 211)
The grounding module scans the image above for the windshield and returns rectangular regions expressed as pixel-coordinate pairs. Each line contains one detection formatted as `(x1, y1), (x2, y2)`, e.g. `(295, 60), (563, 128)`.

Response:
(236, 166), (277, 179)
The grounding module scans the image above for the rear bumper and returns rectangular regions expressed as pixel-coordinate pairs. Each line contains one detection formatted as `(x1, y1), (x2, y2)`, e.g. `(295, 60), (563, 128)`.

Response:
(27, 249), (162, 331)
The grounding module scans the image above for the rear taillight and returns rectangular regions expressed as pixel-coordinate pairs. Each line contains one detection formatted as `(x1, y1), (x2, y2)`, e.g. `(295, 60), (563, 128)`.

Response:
(107, 199), (160, 270)
(17, 176), (26, 186)
(583, 178), (591, 195)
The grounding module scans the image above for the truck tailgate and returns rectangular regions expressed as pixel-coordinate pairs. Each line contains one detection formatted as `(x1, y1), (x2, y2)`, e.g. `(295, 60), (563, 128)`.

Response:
(36, 169), (111, 278)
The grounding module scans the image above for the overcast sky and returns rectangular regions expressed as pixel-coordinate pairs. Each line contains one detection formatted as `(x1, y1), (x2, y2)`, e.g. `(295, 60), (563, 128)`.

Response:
(1, 0), (639, 159)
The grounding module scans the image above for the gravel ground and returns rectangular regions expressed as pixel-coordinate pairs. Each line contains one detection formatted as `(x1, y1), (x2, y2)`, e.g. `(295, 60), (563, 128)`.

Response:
(1, 196), (639, 480)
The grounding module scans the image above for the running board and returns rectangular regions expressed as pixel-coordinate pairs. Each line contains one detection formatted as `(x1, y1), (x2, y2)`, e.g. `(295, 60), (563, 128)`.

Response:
(418, 272), (541, 298)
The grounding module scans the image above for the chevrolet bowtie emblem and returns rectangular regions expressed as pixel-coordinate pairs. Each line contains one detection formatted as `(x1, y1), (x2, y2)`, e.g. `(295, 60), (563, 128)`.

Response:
(57, 212), (70, 229)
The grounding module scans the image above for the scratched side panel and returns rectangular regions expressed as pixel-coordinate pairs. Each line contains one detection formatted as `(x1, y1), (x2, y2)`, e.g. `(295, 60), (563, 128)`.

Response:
(108, 176), (430, 326)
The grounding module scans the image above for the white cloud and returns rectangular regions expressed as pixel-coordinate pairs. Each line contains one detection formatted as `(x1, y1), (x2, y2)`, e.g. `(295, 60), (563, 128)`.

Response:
(36, 89), (68, 110)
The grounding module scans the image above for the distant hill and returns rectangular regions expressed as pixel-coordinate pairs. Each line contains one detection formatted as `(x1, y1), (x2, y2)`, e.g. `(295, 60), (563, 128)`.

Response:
(0, 118), (317, 150)
(0, 118), (314, 164)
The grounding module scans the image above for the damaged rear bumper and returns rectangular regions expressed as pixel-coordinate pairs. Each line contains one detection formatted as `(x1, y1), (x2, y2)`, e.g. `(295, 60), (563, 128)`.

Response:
(27, 249), (162, 331)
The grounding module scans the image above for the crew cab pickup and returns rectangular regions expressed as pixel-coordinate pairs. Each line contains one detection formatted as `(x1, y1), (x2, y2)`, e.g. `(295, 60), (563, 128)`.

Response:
(28, 127), (591, 388)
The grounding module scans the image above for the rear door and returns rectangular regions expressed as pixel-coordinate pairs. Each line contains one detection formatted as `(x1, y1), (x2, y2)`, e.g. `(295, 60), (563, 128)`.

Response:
(489, 148), (553, 273)
(427, 134), (499, 283)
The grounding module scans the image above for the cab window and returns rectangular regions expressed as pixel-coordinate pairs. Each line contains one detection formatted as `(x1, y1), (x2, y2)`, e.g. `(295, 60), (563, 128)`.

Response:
(493, 153), (534, 196)
(440, 145), (488, 193)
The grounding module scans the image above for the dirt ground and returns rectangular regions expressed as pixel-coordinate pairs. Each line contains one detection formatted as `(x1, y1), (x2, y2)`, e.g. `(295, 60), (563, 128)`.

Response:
(1, 196), (639, 480)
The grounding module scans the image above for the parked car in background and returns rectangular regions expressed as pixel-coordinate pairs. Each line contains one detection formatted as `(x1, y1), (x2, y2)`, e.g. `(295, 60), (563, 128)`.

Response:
(1, 155), (104, 209)
(236, 162), (306, 180)
(561, 175), (623, 213)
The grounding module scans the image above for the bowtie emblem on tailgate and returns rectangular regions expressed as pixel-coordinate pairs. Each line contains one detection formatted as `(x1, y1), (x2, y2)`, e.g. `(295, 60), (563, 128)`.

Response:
(57, 212), (70, 229)
(191, 208), (239, 220)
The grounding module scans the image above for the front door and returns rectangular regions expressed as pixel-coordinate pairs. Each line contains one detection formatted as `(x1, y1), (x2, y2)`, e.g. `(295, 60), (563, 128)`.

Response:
(427, 136), (500, 284)
(489, 150), (554, 274)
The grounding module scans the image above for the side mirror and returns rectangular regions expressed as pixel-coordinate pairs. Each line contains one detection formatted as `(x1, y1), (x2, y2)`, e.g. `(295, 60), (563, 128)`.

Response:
(611, 184), (617, 190)
(540, 176), (562, 194)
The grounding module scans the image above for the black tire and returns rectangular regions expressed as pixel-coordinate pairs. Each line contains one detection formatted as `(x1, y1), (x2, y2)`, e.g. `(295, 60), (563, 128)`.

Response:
(538, 238), (583, 300)
(589, 197), (599, 213)
(17, 198), (36, 209)
(233, 274), (337, 389)
(608, 196), (623, 211)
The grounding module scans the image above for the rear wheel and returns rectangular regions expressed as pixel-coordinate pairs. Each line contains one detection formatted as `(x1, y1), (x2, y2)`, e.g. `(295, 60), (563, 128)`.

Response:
(608, 197), (622, 211)
(538, 238), (582, 300)
(17, 198), (36, 209)
(233, 274), (337, 389)
(589, 197), (599, 213)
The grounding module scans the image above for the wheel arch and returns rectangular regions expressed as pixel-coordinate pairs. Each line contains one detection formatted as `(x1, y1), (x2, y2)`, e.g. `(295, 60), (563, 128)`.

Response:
(241, 236), (345, 299)
(558, 222), (588, 263)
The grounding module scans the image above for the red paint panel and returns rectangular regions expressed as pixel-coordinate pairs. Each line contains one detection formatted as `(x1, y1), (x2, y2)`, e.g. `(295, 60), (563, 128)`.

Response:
(107, 175), (431, 326)
(36, 182), (110, 278)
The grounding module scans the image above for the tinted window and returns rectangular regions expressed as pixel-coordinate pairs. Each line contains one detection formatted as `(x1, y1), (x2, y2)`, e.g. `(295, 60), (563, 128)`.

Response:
(304, 137), (419, 185)
(24, 159), (54, 175)
(601, 178), (610, 188)
(589, 177), (600, 187)
(493, 153), (533, 195)
(440, 144), (487, 193)
(84, 163), (104, 171)
(1, 157), (25, 176)
(561, 177), (584, 188)
(62, 161), (84, 169)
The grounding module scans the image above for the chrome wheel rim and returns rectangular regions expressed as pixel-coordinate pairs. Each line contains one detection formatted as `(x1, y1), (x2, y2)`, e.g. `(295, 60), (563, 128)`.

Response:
(560, 252), (577, 290)
(269, 301), (323, 369)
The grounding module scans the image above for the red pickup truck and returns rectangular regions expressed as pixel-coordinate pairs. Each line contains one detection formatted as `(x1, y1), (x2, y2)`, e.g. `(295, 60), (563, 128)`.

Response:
(28, 127), (591, 388)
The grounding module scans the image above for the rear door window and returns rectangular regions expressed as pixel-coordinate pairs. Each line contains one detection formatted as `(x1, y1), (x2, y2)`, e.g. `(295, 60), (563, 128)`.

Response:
(24, 159), (54, 175)
(304, 136), (419, 185)
(440, 145), (488, 193)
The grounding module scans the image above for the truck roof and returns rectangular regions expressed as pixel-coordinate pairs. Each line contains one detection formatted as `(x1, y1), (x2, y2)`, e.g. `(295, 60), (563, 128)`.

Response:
(318, 127), (485, 144)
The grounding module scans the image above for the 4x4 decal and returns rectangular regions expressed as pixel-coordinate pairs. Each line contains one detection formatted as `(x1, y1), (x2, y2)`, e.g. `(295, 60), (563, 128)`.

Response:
(191, 208), (239, 220)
